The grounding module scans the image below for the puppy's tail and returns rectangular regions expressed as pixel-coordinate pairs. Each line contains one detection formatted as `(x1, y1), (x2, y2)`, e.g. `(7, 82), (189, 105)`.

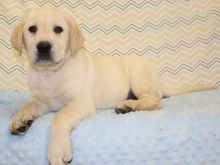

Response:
(162, 84), (215, 97)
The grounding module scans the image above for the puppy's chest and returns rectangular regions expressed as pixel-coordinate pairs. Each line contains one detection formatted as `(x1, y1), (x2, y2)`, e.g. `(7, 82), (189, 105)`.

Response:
(29, 71), (69, 111)
(36, 72), (59, 95)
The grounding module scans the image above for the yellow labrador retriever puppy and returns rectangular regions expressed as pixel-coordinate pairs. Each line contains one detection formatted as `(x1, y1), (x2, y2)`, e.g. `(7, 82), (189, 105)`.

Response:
(9, 8), (212, 165)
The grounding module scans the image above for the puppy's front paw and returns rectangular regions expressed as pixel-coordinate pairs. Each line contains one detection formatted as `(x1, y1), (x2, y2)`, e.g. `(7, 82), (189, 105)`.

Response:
(9, 111), (34, 135)
(48, 136), (73, 165)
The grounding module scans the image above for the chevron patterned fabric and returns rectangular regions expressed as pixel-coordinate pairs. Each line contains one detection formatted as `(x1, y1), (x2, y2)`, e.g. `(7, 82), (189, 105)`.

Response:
(0, 0), (220, 91)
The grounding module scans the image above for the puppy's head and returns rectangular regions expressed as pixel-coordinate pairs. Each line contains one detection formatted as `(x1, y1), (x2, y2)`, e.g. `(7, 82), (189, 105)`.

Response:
(11, 8), (84, 70)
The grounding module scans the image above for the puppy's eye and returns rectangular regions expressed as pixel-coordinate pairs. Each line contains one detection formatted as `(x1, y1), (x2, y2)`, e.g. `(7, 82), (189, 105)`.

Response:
(54, 26), (63, 34)
(28, 25), (37, 33)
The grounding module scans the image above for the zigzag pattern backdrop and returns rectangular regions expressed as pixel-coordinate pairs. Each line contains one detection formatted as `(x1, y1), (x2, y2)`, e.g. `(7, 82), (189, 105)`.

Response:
(0, 0), (220, 91)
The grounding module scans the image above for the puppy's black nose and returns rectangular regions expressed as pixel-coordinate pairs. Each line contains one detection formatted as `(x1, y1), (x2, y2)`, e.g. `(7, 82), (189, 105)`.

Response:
(37, 41), (52, 60)
(37, 41), (51, 53)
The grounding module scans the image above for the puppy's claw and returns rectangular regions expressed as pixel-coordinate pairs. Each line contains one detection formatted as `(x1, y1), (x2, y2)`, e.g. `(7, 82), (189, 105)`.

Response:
(26, 120), (34, 126)
(115, 107), (133, 114)
(9, 110), (35, 136)
(67, 158), (73, 164)
(11, 131), (19, 135)
(63, 157), (73, 164)
(11, 126), (26, 135)
(17, 126), (26, 133)
(11, 120), (34, 135)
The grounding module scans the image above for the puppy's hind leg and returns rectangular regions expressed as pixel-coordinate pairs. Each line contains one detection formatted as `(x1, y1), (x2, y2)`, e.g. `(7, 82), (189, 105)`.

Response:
(115, 58), (162, 114)
(115, 91), (162, 114)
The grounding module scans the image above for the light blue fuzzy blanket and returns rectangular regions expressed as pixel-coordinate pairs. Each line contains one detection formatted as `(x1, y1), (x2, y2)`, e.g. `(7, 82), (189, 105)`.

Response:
(0, 89), (220, 165)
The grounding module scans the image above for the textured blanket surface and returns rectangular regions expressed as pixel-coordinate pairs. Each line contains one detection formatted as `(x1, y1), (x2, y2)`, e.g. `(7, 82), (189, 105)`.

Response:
(0, 89), (220, 165)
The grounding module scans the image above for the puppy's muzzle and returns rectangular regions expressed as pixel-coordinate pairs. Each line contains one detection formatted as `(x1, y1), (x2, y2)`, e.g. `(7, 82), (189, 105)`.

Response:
(37, 41), (52, 61)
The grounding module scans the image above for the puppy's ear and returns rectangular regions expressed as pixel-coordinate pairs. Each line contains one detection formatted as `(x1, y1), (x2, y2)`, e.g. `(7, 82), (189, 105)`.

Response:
(65, 12), (84, 55)
(11, 16), (26, 55)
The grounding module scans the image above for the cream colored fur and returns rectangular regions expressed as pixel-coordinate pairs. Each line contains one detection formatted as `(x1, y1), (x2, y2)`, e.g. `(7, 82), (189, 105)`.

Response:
(9, 8), (213, 165)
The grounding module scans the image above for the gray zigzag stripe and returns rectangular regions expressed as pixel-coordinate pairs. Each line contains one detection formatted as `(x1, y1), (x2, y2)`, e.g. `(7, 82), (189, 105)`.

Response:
(0, 15), (19, 25)
(1, 9), (219, 30)
(0, 39), (11, 49)
(0, 63), (26, 75)
(80, 10), (220, 34)
(15, 0), (179, 10)
(213, 80), (220, 87)
(87, 33), (220, 55)
(158, 57), (220, 76)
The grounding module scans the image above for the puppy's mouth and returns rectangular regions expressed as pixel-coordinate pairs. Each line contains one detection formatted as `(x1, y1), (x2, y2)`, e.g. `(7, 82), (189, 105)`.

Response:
(34, 52), (61, 66)
(36, 52), (52, 63)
